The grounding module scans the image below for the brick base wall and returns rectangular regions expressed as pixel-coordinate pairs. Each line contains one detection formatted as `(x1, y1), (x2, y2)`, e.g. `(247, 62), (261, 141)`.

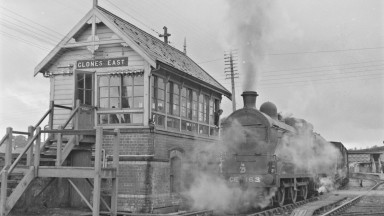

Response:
(102, 128), (219, 213)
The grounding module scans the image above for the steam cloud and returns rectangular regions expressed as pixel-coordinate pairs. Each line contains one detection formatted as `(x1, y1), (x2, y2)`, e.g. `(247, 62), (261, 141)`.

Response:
(225, 0), (274, 91)
(182, 118), (345, 213)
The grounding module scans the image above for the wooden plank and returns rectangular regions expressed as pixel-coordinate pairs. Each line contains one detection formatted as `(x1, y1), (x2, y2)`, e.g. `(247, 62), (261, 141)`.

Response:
(5, 166), (35, 215)
(0, 171), (8, 216)
(38, 167), (95, 178)
(61, 136), (76, 165)
(56, 126), (63, 166)
(67, 179), (93, 211)
(54, 94), (73, 101)
(34, 127), (41, 176)
(93, 127), (103, 216)
(63, 39), (125, 48)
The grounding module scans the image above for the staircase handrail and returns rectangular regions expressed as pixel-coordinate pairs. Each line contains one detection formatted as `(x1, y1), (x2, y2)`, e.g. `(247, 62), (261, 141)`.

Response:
(7, 127), (41, 175)
(34, 108), (52, 129)
(0, 133), (7, 148)
(62, 105), (81, 129)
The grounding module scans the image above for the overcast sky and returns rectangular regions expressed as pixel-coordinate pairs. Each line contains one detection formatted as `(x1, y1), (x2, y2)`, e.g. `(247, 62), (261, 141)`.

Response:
(0, 0), (383, 149)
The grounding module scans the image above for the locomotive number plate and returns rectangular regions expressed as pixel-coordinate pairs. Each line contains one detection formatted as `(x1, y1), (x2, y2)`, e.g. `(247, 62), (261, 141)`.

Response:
(229, 176), (261, 183)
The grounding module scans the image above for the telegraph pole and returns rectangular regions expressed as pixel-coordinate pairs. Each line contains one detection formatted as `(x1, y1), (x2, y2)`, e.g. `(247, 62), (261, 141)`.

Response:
(224, 50), (239, 112)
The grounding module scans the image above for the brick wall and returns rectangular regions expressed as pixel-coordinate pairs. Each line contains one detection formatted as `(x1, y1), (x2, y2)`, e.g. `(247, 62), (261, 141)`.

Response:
(101, 127), (219, 213)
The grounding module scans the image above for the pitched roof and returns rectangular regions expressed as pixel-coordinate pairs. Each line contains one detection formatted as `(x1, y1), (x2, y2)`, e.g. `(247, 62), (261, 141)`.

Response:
(348, 146), (384, 154)
(34, 5), (231, 98)
(96, 6), (230, 97)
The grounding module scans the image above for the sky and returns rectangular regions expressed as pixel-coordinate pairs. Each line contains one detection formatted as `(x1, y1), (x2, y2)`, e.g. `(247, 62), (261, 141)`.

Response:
(0, 0), (383, 149)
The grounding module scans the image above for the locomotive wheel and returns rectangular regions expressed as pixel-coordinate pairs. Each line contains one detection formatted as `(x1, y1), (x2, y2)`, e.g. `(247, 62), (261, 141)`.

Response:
(275, 187), (285, 207)
(299, 185), (308, 200)
(289, 187), (297, 203)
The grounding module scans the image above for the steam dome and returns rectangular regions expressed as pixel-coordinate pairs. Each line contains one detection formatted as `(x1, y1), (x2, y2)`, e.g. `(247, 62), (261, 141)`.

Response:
(260, 102), (278, 119)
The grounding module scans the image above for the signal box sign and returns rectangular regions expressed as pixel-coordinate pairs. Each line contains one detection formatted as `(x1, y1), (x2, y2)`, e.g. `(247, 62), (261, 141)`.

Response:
(77, 57), (128, 69)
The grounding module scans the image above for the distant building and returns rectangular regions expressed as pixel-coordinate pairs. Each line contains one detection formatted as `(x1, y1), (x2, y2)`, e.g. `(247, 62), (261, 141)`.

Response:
(348, 146), (384, 173)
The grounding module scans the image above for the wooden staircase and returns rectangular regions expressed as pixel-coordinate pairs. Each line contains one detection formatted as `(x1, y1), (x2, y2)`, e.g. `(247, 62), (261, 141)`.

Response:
(0, 102), (120, 216)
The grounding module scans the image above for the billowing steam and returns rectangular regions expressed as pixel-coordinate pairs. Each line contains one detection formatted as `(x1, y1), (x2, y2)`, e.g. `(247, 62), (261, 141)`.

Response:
(225, 0), (274, 91)
(182, 117), (344, 213)
(275, 120), (344, 192)
(182, 120), (274, 213)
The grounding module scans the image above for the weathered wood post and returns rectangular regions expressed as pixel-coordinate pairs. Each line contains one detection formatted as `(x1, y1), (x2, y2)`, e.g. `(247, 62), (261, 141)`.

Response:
(93, 126), (103, 216)
(56, 126), (63, 166)
(49, 101), (54, 130)
(111, 128), (120, 215)
(26, 126), (34, 166)
(0, 128), (13, 215)
(34, 127), (41, 176)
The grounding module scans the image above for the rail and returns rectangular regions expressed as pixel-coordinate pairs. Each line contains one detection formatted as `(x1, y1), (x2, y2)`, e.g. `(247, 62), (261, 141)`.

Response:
(319, 179), (383, 216)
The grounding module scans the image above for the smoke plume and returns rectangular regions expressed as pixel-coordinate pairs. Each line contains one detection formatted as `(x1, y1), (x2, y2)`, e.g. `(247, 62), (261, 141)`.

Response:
(225, 0), (274, 91)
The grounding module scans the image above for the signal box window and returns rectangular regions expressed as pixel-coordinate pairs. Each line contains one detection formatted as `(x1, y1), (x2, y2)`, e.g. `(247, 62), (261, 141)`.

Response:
(77, 73), (93, 106)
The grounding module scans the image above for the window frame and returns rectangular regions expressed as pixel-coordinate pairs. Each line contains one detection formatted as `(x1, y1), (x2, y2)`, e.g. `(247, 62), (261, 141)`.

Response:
(96, 73), (144, 126)
(151, 74), (221, 137)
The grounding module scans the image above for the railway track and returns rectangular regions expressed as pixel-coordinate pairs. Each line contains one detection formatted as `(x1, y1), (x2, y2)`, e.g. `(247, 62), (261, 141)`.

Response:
(318, 178), (384, 216)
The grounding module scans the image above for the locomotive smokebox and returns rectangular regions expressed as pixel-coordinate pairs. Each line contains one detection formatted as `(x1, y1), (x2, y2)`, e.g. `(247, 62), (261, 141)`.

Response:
(241, 91), (259, 109)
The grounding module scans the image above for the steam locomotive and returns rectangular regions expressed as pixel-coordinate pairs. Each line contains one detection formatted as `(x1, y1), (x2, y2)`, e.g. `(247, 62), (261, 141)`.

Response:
(219, 91), (348, 208)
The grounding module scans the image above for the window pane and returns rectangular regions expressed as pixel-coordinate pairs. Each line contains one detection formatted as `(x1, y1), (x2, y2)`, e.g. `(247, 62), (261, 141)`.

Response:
(158, 89), (164, 100)
(99, 76), (109, 86)
(110, 98), (119, 108)
(78, 89), (84, 104)
(123, 114), (131, 123)
(173, 83), (179, 95)
(85, 90), (92, 105)
(122, 86), (132, 97)
(99, 87), (109, 98)
(132, 113), (143, 124)
(122, 97), (131, 108)
(77, 74), (84, 88)
(134, 86), (144, 97)
(155, 114), (165, 127)
(109, 113), (121, 124)
(110, 87), (120, 97)
(110, 76), (120, 86)
(85, 74), (92, 89)
(173, 105), (180, 116)
(158, 77), (165, 89)
(134, 76), (144, 85)
(157, 100), (164, 112)
(99, 98), (108, 108)
(99, 114), (108, 124)
(133, 97), (143, 108)
(123, 76), (133, 86)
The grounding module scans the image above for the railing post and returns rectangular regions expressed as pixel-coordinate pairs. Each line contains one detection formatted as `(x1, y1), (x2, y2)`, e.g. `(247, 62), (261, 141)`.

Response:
(34, 127), (41, 176)
(93, 126), (103, 216)
(74, 99), (81, 144)
(0, 170), (8, 216)
(0, 127), (12, 215)
(56, 126), (63, 166)
(27, 126), (34, 166)
(5, 127), (13, 168)
(49, 101), (54, 129)
(111, 128), (120, 215)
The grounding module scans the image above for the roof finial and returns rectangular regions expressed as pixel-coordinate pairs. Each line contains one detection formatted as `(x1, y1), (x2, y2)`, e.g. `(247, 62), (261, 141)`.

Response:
(93, 0), (98, 8)
(159, 26), (171, 44)
(183, 37), (187, 55)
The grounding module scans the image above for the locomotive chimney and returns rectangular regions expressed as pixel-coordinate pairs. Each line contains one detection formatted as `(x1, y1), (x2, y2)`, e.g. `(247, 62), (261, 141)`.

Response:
(241, 91), (259, 109)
